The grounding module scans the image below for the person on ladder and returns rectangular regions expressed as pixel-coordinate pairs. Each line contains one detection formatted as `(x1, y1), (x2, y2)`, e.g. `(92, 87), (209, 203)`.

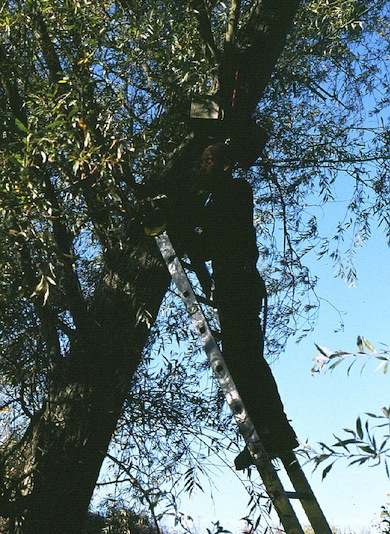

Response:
(142, 141), (298, 469)
(196, 141), (298, 469)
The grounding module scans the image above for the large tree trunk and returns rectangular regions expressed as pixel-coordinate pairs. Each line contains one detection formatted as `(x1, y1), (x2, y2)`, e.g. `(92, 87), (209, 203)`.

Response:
(13, 2), (300, 532)
(19, 239), (171, 534)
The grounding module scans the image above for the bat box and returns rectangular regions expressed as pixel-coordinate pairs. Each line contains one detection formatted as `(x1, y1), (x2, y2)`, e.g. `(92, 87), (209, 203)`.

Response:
(190, 97), (223, 121)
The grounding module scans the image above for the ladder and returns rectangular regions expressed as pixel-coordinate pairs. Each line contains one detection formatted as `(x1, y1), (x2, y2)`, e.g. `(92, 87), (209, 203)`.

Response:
(155, 231), (332, 534)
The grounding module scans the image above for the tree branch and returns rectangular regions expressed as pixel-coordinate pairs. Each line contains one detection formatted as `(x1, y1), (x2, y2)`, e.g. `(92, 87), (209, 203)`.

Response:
(0, 44), (27, 126)
(191, 0), (221, 64)
(269, 154), (390, 168)
(105, 452), (162, 534)
(31, 6), (119, 251)
(235, 0), (301, 115)
(43, 172), (87, 328)
(225, 0), (242, 45)
(31, 7), (63, 82)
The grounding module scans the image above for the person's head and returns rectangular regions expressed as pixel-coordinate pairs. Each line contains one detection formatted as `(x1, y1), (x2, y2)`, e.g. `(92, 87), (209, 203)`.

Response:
(201, 143), (232, 178)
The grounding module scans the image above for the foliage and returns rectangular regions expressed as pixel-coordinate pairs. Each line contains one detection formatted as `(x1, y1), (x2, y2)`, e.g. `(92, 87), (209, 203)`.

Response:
(312, 410), (390, 478)
(310, 337), (390, 478)
(378, 496), (390, 534)
(83, 503), (164, 533)
(312, 336), (390, 375)
(0, 0), (389, 531)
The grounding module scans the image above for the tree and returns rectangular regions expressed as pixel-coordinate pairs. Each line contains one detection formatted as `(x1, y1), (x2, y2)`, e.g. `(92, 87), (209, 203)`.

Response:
(0, 1), (388, 533)
(0, 1), (300, 532)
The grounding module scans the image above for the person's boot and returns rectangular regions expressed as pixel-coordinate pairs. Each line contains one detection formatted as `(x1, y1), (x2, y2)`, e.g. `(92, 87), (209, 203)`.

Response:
(234, 424), (298, 470)
(234, 447), (253, 470)
(234, 445), (280, 470)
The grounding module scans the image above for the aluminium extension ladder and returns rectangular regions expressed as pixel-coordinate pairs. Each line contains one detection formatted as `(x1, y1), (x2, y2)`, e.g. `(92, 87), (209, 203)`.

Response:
(155, 231), (332, 534)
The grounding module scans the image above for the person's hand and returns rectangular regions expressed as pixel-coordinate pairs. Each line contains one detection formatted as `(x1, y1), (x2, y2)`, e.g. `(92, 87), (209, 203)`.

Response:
(141, 194), (169, 236)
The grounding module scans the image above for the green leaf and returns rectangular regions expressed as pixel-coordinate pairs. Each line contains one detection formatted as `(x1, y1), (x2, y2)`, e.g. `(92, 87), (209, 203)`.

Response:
(11, 154), (24, 165)
(314, 344), (333, 357)
(356, 335), (365, 353)
(381, 407), (390, 418)
(334, 438), (356, 449)
(356, 417), (363, 440)
(315, 454), (331, 464)
(363, 337), (376, 353)
(322, 462), (334, 480)
(358, 445), (375, 455)
(15, 118), (27, 133)
(349, 457), (370, 466)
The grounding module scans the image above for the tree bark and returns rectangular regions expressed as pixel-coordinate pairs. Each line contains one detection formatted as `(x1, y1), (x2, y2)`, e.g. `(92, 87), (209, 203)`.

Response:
(20, 236), (171, 533)
(14, 2), (301, 532)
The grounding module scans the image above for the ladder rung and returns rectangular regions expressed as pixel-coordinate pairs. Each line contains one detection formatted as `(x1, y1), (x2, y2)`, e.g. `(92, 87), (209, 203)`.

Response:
(285, 491), (310, 500)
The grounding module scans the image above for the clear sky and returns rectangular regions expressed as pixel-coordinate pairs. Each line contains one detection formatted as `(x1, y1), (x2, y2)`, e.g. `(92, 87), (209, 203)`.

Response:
(162, 213), (390, 533)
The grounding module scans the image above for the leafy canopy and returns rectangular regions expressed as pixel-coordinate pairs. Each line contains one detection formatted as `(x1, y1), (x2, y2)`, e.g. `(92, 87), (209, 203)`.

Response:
(0, 0), (389, 530)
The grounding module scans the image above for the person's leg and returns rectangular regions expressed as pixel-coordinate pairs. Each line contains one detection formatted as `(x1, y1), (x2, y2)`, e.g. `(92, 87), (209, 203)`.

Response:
(219, 314), (297, 458)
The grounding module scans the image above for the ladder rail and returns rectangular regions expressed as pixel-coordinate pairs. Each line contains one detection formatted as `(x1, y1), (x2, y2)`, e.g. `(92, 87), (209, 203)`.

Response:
(281, 452), (333, 534)
(155, 231), (332, 534)
(156, 232), (304, 533)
